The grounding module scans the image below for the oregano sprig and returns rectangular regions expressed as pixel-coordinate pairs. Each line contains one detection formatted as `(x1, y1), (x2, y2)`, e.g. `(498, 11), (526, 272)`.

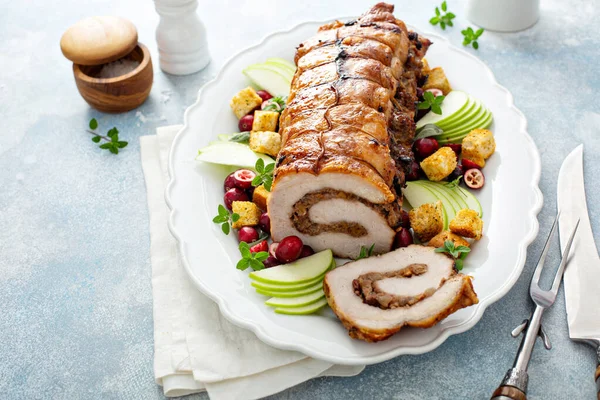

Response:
(236, 242), (269, 271)
(251, 158), (275, 191)
(355, 244), (376, 260)
(212, 204), (240, 235)
(418, 91), (446, 115)
(462, 27), (484, 49)
(444, 176), (463, 189)
(87, 118), (128, 154)
(429, 1), (455, 30)
(434, 240), (471, 270)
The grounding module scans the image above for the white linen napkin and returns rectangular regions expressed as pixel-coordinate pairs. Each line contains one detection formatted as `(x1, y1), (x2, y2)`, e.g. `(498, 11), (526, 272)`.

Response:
(140, 125), (364, 400)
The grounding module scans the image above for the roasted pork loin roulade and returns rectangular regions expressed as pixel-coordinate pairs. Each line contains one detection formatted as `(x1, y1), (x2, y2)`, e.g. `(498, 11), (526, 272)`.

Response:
(268, 3), (430, 258)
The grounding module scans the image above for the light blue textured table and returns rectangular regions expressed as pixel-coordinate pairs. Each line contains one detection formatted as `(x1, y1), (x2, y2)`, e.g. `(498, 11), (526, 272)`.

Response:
(1, 0), (598, 399)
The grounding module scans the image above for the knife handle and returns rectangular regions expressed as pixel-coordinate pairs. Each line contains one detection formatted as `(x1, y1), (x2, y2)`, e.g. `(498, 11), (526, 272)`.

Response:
(491, 385), (527, 400)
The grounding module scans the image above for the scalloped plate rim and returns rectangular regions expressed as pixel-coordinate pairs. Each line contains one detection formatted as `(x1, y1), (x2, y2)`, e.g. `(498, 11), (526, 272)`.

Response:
(165, 18), (543, 365)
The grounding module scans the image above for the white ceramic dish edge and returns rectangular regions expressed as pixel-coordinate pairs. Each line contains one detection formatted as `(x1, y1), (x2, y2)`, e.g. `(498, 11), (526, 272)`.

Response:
(165, 19), (544, 365)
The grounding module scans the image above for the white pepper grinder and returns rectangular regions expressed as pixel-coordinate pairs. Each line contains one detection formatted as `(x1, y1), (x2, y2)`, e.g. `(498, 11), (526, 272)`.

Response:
(153, 0), (210, 75)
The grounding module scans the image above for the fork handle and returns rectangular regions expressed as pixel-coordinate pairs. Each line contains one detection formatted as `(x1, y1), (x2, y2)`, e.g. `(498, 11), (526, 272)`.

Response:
(595, 364), (599, 400)
(491, 385), (527, 400)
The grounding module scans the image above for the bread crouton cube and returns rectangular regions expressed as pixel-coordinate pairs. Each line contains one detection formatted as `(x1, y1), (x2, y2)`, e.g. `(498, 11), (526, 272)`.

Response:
(249, 131), (281, 157)
(428, 230), (470, 249)
(230, 87), (263, 119)
(423, 67), (452, 95)
(462, 129), (496, 168)
(420, 147), (457, 181)
(252, 185), (270, 211)
(409, 200), (444, 242)
(252, 110), (280, 132)
(449, 209), (483, 240)
(421, 58), (430, 75)
(231, 201), (261, 229)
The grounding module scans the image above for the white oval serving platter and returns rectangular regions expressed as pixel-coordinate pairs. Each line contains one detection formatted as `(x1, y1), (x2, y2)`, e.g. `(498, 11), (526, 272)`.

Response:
(166, 20), (543, 365)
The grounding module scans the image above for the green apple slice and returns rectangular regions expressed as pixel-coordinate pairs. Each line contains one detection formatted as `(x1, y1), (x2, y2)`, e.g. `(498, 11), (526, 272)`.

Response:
(265, 290), (325, 308)
(196, 142), (274, 168)
(249, 249), (333, 285)
(437, 99), (483, 131)
(436, 112), (493, 144)
(265, 57), (296, 75)
(403, 182), (448, 228)
(416, 91), (469, 130)
(412, 181), (456, 229)
(435, 97), (477, 129)
(243, 64), (292, 97)
(441, 184), (470, 210)
(417, 181), (460, 216)
(251, 273), (326, 292)
(274, 297), (329, 315)
(455, 186), (483, 217)
(441, 109), (492, 136)
(255, 281), (322, 298)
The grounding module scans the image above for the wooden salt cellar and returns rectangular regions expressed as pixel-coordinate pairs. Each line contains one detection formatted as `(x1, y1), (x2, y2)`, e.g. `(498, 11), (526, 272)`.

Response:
(60, 16), (153, 113)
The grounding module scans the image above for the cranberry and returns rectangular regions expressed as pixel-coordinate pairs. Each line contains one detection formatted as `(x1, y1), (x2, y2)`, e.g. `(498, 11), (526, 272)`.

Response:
(245, 186), (255, 199)
(415, 108), (428, 122)
(405, 161), (422, 181)
(269, 242), (279, 258)
(238, 226), (259, 243)
(464, 168), (485, 189)
(413, 138), (439, 160)
(275, 236), (304, 263)
(400, 210), (411, 229)
(231, 169), (256, 189)
(258, 212), (271, 234)
(425, 88), (444, 97)
(249, 240), (268, 254)
(461, 158), (481, 170)
(256, 90), (273, 102)
(393, 228), (414, 249)
(238, 114), (254, 132)
(261, 99), (282, 112)
(224, 172), (237, 192)
(444, 143), (462, 158)
(223, 188), (249, 210)
(299, 245), (315, 259)
(448, 164), (464, 182)
(263, 255), (281, 268)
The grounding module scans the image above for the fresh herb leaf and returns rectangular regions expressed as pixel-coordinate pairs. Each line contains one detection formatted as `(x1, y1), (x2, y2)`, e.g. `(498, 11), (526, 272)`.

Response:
(251, 158), (275, 192)
(444, 176), (462, 189)
(416, 124), (444, 140)
(435, 240), (471, 270)
(417, 91), (446, 115)
(212, 205), (239, 235)
(355, 244), (376, 260)
(229, 131), (251, 143)
(86, 121), (127, 154)
(262, 96), (287, 113)
(462, 26), (484, 49)
(236, 242), (268, 271)
(430, 2), (455, 30)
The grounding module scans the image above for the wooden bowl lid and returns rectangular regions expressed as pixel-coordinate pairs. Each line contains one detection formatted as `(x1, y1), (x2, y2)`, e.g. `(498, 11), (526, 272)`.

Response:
(60, 16), (138, 65)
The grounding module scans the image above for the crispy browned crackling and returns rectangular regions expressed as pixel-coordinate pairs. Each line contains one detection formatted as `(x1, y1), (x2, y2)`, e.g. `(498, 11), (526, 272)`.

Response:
(269, 3), (429, 258)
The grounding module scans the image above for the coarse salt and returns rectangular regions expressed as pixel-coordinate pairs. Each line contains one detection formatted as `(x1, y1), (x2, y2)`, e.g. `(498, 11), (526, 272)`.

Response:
(97, 59), (140, 78)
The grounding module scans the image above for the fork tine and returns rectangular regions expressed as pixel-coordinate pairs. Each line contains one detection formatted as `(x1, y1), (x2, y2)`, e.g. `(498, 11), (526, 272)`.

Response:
(530, 212), (560, 289)
(549, 218), (580, 296)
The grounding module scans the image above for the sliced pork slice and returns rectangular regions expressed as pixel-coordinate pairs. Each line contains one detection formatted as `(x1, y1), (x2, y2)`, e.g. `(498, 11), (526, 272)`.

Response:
(323, 245), (479, 342)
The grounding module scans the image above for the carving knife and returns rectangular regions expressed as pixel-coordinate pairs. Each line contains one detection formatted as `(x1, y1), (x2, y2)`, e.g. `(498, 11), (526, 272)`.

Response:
(557, 144), (600, 399)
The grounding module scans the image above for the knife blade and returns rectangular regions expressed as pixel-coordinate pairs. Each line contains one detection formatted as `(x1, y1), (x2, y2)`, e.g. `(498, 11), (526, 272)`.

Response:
(557, 144), (600, 398)
(557, 145), (600, 340)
